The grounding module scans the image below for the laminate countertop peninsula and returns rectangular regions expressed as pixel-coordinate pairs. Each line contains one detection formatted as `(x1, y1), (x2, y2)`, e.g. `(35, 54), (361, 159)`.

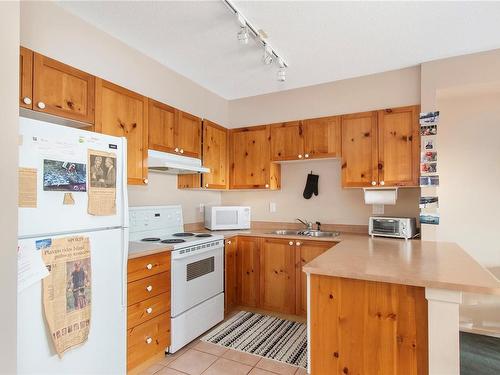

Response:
(302, 234), (500, 295)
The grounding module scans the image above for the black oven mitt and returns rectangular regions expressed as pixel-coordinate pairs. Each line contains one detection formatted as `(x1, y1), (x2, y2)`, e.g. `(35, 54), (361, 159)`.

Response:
(303, 172), (319, 199)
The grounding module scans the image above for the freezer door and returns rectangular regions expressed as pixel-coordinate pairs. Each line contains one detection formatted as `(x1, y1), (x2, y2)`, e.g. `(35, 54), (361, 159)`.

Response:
(18, 117), (128, 237)
(17, 228), (127, 374)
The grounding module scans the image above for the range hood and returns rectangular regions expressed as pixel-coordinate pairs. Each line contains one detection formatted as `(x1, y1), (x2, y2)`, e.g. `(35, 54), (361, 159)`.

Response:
(148, 149), (210, 174)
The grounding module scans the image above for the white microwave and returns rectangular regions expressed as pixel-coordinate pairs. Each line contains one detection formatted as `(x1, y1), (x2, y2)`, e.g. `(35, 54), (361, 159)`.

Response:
(204, 206), (251, 230)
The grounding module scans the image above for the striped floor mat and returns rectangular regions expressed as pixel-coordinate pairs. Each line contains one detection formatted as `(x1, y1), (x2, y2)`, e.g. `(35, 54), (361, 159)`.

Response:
(201, 311), (307, 368)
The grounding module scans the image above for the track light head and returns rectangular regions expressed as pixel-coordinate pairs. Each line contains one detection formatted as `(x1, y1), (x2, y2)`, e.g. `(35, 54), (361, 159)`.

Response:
(237, 26), (249, 44)
(262, 45), (273, 65)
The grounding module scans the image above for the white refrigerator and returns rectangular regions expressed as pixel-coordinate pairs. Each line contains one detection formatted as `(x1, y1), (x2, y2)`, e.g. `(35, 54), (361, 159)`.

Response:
(17, 117), (128, 374)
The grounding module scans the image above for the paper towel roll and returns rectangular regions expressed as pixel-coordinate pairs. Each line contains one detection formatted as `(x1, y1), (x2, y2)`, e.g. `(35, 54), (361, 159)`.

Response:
(363, 188), (398, 205)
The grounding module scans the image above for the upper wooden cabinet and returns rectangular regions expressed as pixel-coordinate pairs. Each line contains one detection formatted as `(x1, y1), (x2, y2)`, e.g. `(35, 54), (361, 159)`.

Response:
(95, 79), (148, 185)
(201, 120), (228, 189)
(270, 121), (304, 161)
(341, 106), (420, 188)
(303, 115), (341, 159)
(377, 105), (420, 187)
(229, 125), (281, 190)
(341, 111), (379, 188)
(32, 53), (95, 124)
(19, 47), (33, 109)
(260, 238), (297, 314)
(148, 101), (201, 159)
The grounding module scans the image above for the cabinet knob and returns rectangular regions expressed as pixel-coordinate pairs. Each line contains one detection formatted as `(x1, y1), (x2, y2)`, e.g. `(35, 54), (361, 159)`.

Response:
(23, 97), (32, 105)
(146, 285), (153, 292)
(146, 263), (153, 270)
(298, 154), (303, 159)
(265, 184), (269, 188)
(174, 147), (179, 153)
(227, 240), (232, 245)
(37, 101), (46, 109)
(146, 307), (153, 314)
(145, 337), (153, 344)
(180, 149), (184, 154)
(289, 241), (294, 246)
(371, 181), (377, 186)
(304, 154), (309, 158)
(205, 183), (209, 188)
(143, 178), (148, 184)
(380, 181), (385, 186)
(296, 241), (301, 246)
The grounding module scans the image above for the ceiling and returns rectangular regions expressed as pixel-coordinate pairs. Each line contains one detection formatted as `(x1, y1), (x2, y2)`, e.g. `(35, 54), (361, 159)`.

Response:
(57, 1), (500, 100)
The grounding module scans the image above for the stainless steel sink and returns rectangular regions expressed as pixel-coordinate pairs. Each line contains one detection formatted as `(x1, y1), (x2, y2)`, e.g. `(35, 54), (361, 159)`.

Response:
(268, 229), (339, 238)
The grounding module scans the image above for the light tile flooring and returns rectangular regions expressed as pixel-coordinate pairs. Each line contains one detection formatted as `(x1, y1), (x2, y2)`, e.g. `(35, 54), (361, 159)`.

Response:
(140, 339), (307, 375)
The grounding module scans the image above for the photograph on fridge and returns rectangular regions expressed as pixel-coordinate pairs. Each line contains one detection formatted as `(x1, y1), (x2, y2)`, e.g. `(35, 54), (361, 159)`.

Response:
(420, 212), (440, 225)
(89, 154), (116, 189)
(420, 175), (440, 187)
(423, 136), (437, 150)
(419, 111), (440, 125)
(420, 124), (438, 136)
(421, 151), (437, 163)
(66, 258), (91, 312)
(420, 162), (437, 174)
(43, 159), (87, 192)
(420, 196), (439, 209)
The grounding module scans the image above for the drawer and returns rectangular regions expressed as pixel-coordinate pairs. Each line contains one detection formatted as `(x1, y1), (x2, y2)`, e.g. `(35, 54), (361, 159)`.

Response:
(128, 291), (170, 329)
(128, 251), (171, 283)
(128, 271), (170, 306)
(127, 312), (170, 371)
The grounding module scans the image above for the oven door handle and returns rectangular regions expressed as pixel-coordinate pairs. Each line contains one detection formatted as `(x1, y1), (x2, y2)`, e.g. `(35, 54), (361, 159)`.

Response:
(171, 244), (223, 260)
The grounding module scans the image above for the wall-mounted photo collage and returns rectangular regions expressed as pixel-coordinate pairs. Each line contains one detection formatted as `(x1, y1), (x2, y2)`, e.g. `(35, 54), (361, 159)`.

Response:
(419, 111), (440, 225)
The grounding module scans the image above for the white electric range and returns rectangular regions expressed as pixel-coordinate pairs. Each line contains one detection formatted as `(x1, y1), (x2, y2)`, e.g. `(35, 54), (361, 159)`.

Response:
(129, 205), (224, 353)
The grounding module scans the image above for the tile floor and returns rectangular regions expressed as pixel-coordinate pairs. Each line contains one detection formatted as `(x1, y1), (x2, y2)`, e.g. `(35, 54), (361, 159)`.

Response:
(140, 339), (307, 375)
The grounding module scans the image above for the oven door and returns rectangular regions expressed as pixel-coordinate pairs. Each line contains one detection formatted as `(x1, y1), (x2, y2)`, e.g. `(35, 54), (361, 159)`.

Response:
(171, 244), (224, 317)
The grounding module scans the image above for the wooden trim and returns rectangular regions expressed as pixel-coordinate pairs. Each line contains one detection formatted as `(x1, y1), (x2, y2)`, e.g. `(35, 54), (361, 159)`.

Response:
(19, 47), (33, 109)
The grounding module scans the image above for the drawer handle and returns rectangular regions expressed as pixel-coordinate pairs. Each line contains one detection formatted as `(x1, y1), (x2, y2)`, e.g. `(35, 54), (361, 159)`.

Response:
(146, 307), (153, 314)
(146, 263), (153, 270)
(145, 337), (153, 344)
(146, 285), (153, 292)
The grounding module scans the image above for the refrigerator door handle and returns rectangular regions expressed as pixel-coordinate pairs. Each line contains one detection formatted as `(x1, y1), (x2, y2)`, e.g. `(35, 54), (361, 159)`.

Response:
(121, 137), (129, 229)
(122, 227), (129, 308)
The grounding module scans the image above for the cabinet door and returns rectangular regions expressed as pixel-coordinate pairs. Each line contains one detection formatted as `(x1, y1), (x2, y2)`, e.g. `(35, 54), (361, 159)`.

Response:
(236, 237), (261, 307)
(230, 126), (271, 189)
(270, 121), (304, 161)
(148, 99), (177, 154)
(95, 79), (148, 185)
(378, 105), (420, 187)
(303, 115), (341, 159)
(176, 111), (201, 158)
(260, 238), (296, 314)
(224, 238), (237, 312)
(295, 241), (335, 316)
(19, 47), (33, 109)
(202, 120), (228, 189)
(33, 53), (95, 124)
(341, 111), (378, 187)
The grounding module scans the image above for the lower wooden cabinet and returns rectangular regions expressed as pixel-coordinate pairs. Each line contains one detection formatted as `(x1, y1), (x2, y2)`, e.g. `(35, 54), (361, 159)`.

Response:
(260, 238), (297, 314)
(309, 274), (428, 375)
(127, 251), (171, 372)
(229, 235), (336, 316)
(295, 240), (334, 316)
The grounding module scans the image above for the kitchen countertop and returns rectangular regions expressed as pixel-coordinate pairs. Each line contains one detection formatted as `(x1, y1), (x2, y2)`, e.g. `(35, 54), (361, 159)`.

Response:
(303, 234), (500, 295)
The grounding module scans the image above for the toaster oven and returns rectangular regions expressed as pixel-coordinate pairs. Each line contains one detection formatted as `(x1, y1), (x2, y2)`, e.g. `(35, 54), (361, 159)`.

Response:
(369, 217), (417, 239)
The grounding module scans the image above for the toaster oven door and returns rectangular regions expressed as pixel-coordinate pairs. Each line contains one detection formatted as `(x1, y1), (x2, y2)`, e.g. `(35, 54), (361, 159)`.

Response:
(372, 219), (400, 235)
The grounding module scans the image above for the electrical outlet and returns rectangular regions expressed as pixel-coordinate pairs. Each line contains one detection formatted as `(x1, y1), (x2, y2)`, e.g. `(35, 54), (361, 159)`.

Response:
(269, 202), (276, 213)
(199, 203), (205, 213)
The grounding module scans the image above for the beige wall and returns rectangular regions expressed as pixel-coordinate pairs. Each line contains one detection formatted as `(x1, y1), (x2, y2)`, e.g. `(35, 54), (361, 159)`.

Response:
(222, 159), (420, 225)
(20, 1), (226, 221)
(436, 88), (500, 267)
(0, 1), (19, 372)
(228, 66), (420, 127)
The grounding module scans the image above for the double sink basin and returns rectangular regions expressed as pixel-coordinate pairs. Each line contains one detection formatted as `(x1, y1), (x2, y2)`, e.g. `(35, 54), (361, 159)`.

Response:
(267, 229), (340, 238)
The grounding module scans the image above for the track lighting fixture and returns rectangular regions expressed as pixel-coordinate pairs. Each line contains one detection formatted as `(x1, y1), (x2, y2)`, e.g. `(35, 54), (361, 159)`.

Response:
(222, 0), (289, 81)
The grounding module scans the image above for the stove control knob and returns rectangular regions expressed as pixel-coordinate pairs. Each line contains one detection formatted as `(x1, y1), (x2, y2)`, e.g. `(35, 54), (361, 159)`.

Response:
(146, 285), (153, 292)
(146, 263), (153, 270)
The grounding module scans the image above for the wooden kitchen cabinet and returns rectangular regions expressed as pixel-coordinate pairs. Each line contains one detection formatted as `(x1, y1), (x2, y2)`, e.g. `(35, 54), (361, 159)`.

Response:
(177, 110), (202, 158)
(229, 125), (281, 189)
(295, 240), (335, 316)
(341, 110), (379, 188)
(303, 115), (342, 159)
(178, 119), (228, 190)
(260, 238), (297, 314)
(224, 238), (237, 313)
(236, 237), (261, 307)
(32, 53), (95, 124)
(270, 121), (304, 161)
(19, 47), (33, 109)
(378, 105), (420, 187)
(341, 106), (420, 188)
(95, 78), (148, 185)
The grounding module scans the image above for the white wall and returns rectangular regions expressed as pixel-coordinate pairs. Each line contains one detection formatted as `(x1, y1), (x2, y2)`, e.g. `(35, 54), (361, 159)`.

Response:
(20, 1), (226, 222)
(436, 88), (500, 267)
(0, 1), (19, 372)
(222, 159), (420, 225)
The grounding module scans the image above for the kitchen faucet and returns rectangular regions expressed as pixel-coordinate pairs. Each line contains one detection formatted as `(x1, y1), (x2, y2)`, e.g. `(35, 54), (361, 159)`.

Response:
(296, 218), (313, 230)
